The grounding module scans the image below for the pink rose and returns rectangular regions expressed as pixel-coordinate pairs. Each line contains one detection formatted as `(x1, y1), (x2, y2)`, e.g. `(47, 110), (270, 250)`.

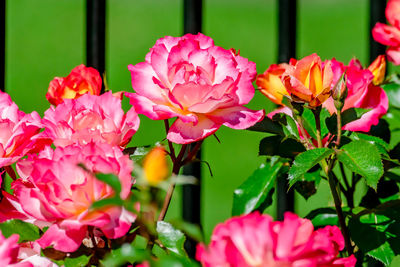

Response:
(42, 91), (139, 148)
(0, 231), (55, 267)
(46, 64), (102, 106)
(323, 59), (388, 132)
(372, 0), (400, 64)
(126, 33), (264, 144)
(0, 92), (47, 170)
(196, 212), (355, 267)
(1, 143), (136, 252)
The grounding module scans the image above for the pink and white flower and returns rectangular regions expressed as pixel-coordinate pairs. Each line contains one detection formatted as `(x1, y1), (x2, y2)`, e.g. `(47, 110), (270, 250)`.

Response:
(126, 33), (264, 144)
(1, 142), (136, 252)
(0, 231), (55, 267)
(0, 92), (47, 170)
(196, 212), (356, 267)
(42, 91), (139, 148)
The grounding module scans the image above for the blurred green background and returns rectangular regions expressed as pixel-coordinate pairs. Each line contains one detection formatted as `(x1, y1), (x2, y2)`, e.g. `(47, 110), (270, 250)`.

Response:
(5, 0), (386, 240)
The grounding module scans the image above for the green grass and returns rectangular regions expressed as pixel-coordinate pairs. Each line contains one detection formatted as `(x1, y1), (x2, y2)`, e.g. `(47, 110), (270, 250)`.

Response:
(5, 0), (385, 241)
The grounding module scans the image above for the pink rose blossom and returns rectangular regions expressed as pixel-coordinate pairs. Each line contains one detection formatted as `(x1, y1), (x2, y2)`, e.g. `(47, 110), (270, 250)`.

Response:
(196, 212), (356, 267)
(0, 231), (55, 267)
(323, 58), (388, 132)
(372, 0), (400, 64)
(0, 143), (136, 252)
(42, 91), (139, 148)
(0, 92), (47, 170)
(126, 33), (264, 144)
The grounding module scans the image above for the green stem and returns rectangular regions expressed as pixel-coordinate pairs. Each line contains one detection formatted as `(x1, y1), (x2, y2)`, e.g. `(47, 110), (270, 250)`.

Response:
(164, 120), (176, 162)
(312, 107), (322, 148)
(324, 161), (353, 255)
(157, 144), (187, 221)
(336, 108), (342, 146)
(295, 116), (314, 150)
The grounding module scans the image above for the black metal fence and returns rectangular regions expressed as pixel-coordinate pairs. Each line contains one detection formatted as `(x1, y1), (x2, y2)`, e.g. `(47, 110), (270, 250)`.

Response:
(0, 0), (388, 259)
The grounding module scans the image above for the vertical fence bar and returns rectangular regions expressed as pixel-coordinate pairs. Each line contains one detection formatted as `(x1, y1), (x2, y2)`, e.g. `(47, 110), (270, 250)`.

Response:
(277, 0), (296, 220)
(0, 0), (5, 92)
(182, 0), (202, 258)
(369, 0), (386, 63)
(86, 0), (106, 92)
(367, 2), (386, 267)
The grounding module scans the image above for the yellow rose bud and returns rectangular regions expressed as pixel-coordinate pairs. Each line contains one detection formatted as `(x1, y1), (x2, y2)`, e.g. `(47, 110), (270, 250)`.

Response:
(368, 55), (386, 86)
(143, 146), (169, 186)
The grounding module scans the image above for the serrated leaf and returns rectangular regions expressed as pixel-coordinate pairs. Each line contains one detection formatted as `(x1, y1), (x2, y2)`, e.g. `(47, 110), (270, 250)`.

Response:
(64, 254), (91, 267)
(352, 133), (389, 156)
(246, 116), (283, 135)
(336, 140), (383, 190)
(95, 173), (121, 195)
(367, 242), (395, 266)
(288, 148), (334, 187)
(232, 160), (284, 216)
(0, 219), (40, 242)
(157, 221), (187, 257)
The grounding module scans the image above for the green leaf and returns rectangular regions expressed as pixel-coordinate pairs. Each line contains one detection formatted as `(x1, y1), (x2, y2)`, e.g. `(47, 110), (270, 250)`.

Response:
(101, 243), (150, 267)
(91, 197), (123, 209)
(288, 148), (334, 187)
(305, 207), (338, 227)
(272, 113), (299, 139)
(293, 170), (321, 200)
(246, 116), (284, 135)
(301, 108), (318, 140)
(156, 221), (187, 257)
(367, 242), (396, 266)
(64, 255), (91, 267)
(152, 254), (200, 267)
(0, 219), (40, 242)
(232, 160), (284, 216)
(301, 108), (330, 139)
(336, 140), (384, 190)
(352, 132), (389, 156)
(382, 82), (400, 109)
(95, 173), (121, 195)
(258, 135), (305, 159)
(130, 145), (152, 163)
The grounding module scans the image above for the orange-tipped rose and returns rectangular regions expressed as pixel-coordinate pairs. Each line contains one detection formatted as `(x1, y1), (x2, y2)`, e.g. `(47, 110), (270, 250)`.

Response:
(143, 146), (169, 186)
(282, 53), (333, 108)
(256, 63), (290, 105)
(46, 64), (102, 106)
(368, 55), (386, 85)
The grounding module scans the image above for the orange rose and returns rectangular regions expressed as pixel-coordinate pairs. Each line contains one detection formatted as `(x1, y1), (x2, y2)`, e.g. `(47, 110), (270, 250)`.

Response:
(256, 63), (290, 105)
(282, 53), (333, 108)
(46, 64), (102, 106)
